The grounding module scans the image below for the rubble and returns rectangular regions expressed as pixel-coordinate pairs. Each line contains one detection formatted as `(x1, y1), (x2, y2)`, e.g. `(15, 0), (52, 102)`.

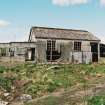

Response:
(0, 99), (9, 105)
(19, 94), (32, 101)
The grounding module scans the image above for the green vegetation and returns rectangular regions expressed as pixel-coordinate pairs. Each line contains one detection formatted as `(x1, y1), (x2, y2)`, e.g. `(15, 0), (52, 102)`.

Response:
(88, 95), (105, 105)
(25, 96), (60, 105)
(0, 63), (105, 104)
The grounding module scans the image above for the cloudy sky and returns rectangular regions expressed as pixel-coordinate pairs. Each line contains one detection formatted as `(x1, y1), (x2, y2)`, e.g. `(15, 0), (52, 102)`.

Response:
(0, 0), (105, 43)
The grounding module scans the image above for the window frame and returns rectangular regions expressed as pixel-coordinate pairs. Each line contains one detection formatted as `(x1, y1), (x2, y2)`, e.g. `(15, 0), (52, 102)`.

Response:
(1, 48), (7, 56)
(47, 40), (56, 51)
(74, 41), (82, 51)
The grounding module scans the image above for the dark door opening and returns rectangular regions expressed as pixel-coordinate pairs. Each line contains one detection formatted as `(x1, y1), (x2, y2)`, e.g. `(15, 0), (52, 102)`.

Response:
(100, 44), (105, 57)
(90, 43), (98, 62)
(31, 48), (35, 61)
(26, 48), (35, 61)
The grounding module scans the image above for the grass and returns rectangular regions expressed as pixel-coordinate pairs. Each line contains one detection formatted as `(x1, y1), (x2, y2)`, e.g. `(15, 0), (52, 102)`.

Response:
(28, 96), (60, 105)
(1, 63), (105, 104)
(88, 94), (105, 105)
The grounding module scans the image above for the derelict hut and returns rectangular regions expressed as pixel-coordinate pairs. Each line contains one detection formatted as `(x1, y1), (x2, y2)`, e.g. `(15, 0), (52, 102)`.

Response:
(29, 26), (100, 64)
(0, 42), (37, 62)
(0, 43), (10, 62)
(9, 42), (36, 62)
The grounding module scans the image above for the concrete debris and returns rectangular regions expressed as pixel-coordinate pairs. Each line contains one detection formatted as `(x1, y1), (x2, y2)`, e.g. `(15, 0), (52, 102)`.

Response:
(19, 94), (32, 101)
(0, 100), (9, 105)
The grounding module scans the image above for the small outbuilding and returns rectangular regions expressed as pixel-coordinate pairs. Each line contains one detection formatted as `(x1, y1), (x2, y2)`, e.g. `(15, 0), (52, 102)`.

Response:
(0, 42), (36, 62)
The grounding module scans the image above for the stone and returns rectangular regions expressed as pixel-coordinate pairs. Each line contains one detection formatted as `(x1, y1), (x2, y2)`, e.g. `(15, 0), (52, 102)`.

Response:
(0, 100), (8, 105)
(19, 94), (32, 101)
(3, 93), (10, 97)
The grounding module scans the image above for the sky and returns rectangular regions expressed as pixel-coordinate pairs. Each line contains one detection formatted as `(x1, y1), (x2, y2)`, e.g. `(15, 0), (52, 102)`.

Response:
(0, 0), (105, 43)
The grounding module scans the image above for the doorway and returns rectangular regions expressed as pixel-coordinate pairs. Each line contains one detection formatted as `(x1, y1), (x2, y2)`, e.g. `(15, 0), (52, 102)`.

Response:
(90, 43), (98, 62)
(31, 48), (35, 61)
(26, 48), (35, 61)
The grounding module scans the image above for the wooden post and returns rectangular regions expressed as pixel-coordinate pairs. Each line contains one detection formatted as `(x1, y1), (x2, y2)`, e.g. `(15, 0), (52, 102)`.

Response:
(49, 40), (52, 62)
(98, 42), (100, 62)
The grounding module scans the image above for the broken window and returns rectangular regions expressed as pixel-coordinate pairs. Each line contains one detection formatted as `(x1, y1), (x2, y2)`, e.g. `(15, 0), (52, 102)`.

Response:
(47, 40), (56, 51)
(0, 48), (6, 56)
(52, 40), (56, 51)
(9, 48), (15, 57)
(17, 48), (25, 56)
(47, 40), (51, 51)
(46, 40), (61, 61)
(74, 42), (81, 51)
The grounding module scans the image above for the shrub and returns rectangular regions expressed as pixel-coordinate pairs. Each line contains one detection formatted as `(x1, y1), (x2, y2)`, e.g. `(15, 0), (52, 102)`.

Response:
(0, 76), (12, 92)
(88, 95), (105, 105)
(25, 84), (39, 97)
(0, 66), (6, 73)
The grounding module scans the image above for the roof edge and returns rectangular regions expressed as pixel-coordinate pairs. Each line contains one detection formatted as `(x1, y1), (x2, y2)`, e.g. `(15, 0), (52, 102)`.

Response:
(31, 26), (89, 32)
(35, 37), (101, 41)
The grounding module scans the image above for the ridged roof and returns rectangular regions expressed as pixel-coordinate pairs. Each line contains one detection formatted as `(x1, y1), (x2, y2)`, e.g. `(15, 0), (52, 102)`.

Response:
(30, 26), (100, 41)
